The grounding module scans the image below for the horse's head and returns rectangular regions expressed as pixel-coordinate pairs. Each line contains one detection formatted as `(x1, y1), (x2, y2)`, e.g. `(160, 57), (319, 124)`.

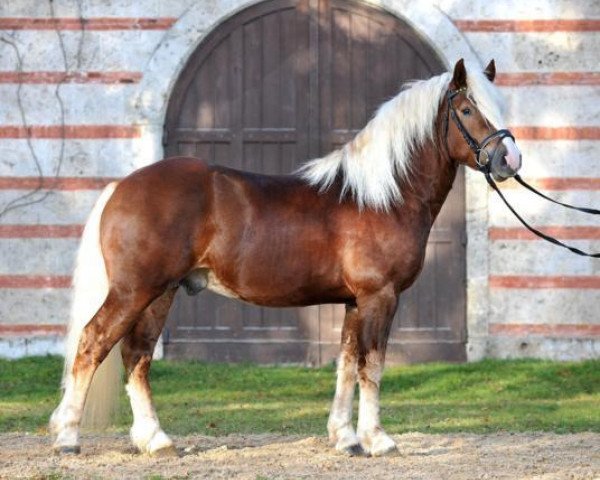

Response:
(445, 59), (521, 181)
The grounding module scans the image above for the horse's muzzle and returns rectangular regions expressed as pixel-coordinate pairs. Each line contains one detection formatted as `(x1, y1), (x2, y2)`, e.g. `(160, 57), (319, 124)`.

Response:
(490, 138), (522, 182)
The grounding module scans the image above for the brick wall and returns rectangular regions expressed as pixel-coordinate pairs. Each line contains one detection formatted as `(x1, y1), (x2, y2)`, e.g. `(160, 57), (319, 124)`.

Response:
(0, 0), (597, 360)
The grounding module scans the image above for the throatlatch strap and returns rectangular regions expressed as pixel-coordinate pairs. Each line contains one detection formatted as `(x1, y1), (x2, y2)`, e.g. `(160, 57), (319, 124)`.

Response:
(485, 173), (600, 258)
(514, 174), (600, 215)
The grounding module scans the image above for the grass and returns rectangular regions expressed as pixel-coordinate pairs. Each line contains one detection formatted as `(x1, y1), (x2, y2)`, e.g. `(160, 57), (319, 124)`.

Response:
(0, 356), (598, 435)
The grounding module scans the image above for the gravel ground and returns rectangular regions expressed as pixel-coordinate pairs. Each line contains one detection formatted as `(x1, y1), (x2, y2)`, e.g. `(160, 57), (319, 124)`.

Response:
(0, 432), (598, 479)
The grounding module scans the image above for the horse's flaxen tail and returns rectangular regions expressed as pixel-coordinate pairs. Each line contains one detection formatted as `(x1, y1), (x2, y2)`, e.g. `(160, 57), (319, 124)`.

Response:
(62, 181), (121, 430)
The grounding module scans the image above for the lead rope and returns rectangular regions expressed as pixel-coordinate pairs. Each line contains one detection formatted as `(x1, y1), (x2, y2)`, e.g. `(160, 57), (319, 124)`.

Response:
(513, 174), (600, 215)
(484, 171), (600, 258)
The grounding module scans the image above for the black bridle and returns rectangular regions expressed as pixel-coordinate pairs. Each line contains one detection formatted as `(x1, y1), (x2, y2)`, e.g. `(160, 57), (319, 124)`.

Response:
(446, 87), (600, 258)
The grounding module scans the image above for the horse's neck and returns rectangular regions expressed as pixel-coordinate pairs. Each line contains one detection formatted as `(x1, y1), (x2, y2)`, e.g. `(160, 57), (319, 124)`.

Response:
(396, 139), (458, 226)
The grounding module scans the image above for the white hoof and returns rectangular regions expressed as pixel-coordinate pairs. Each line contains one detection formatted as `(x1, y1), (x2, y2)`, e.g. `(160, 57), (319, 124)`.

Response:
(50, 406), (80, 452)
(147, 430), (175, 455)
(329, 424), (365, 456)
(131, 422), (174, 455)
(359, 430), (398, 457)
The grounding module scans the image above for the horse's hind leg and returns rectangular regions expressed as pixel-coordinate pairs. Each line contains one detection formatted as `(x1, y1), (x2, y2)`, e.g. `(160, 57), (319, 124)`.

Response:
(51, 288), (157, 453)
(356, 287), (398, 457)
(121, 288), (177, 456)
(328, 304), (363, 456)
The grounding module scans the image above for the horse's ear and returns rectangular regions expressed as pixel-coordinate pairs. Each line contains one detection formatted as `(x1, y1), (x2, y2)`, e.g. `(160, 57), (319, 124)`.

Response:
(484, 59), (496, 82)
(452, 59), (467, 89)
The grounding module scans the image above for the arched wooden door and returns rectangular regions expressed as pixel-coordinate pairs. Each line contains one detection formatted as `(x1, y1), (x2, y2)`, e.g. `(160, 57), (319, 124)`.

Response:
(163, 0), (466, 364)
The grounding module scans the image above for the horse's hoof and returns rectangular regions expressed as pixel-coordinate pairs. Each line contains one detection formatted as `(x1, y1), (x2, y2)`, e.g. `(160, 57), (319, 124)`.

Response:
(150, 445), (179, 458)
(341, 443), (368, 457)
(54, 445), (81, 455)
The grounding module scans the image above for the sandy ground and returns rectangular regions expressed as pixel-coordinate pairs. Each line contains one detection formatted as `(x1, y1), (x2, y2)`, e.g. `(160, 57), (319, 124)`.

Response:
(0, 432), (598, 479)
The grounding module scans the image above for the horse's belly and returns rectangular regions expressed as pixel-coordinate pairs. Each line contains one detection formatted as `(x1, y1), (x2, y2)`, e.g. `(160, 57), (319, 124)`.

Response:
(199, 266), (349, 307)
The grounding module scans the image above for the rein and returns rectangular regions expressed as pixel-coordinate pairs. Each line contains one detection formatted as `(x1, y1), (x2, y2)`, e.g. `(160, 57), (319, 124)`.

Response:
(447, 87), (600, 258)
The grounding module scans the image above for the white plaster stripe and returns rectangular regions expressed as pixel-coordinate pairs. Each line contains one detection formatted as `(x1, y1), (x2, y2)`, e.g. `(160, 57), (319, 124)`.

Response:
(489, 289), (600, 325)
(486, 337), (599, 361)
(516, 140), (599, 178)
(0, 288), (70, 324)
(0, 31), (169, 72)
(0, 1), (192, 17)
(490, 239), (600, 276)
(0, 84), (139, 125)
(501, 86), (600, 127)
(464, 32), (600, 72)
(0, 238), (78, 275)
(0, 138), (149, 177)
(488, 190), (600, 227)
(0, 336), (65, 359)
(0, 190), (102, 224)
(437, 1), (600, 20)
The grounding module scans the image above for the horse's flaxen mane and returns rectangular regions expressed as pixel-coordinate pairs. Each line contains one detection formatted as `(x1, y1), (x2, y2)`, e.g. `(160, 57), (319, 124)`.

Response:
(298, 65), (507, 210)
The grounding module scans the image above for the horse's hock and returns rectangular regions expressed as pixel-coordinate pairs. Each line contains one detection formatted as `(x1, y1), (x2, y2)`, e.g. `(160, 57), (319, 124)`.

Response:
(162, 0), (467, 365)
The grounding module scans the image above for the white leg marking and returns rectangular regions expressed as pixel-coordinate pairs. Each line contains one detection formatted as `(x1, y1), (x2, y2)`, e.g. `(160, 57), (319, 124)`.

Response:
(50, 373), (86, 450)
(357, 351), (397, 456)
(328, 351), (360, 453)
(126, 382), (173, 454)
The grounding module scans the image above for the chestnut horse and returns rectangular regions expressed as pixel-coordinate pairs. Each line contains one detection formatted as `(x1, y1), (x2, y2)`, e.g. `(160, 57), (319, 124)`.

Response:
(50, 59), (521, 457)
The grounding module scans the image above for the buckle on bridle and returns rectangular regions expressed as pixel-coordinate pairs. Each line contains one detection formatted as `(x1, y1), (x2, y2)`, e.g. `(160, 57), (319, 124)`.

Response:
(476, 148), (490, 169)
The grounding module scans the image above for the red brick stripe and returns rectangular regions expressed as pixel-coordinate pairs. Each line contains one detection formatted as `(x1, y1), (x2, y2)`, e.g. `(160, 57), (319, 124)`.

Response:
(490, 323), (600, 337)
(0, 126), (592, 141)
(0, 71), (142, 84)
(0, 224), (83, 238)
(0, 324), (66, 336)
(511, 126), (600, 140)
(497, 177), (600, 190)
(490, 226), (600, 241)
(0, 177), (118, 190)
(0, 275), (71, 288)
(0, 17), (176, 30)
(490, 275), (600, 289)
(0, 125), (140, 139)
(496, 72), (600, 87)
(454, 19), (600, 32)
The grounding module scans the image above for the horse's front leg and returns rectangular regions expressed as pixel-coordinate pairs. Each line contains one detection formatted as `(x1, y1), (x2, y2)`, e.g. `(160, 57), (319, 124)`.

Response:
(356, 287), (398, 456)
(328, 304), (363, 456)
(121, 289), (177, 456)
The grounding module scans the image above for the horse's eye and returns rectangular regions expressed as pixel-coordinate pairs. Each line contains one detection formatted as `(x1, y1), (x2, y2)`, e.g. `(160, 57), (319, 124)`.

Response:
(462, 107), (471, 116)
